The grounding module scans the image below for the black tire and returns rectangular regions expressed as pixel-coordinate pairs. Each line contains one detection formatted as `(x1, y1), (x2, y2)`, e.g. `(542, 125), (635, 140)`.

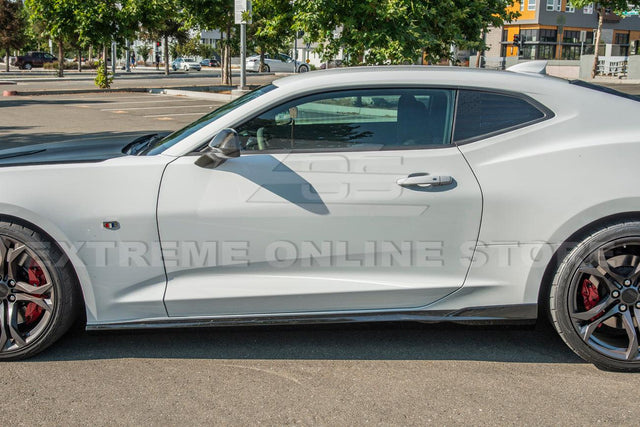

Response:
(550, 221), (640, 371)
(0, 221), (81, 360)
(260, 64), (270, 72)
(23, 63), (32, 71)
(298, 64), (309, 73)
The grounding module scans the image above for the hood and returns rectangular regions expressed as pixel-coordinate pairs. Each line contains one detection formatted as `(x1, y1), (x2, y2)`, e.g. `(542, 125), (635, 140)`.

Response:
(0, 133), (164, 167)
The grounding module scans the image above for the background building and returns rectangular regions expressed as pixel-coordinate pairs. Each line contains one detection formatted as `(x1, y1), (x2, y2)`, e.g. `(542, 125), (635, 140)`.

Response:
(500, 1), (640, 60)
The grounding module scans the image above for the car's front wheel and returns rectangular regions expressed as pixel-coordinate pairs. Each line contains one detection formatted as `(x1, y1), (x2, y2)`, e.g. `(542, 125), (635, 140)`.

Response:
(23, 63), (32, 71)
(551, 221), (640, 371)
(298, 64), (309, 73)
(0, 221), (80, 360)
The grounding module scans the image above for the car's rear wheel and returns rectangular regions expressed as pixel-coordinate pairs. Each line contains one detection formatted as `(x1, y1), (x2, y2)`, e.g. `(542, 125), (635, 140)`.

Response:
(551, 222), (640, 371)
(0, 221), (80, 360)
(260, 64), (270, 72)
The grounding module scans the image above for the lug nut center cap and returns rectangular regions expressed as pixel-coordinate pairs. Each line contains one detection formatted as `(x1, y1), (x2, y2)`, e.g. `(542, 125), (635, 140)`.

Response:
(621, 289), (639, 305)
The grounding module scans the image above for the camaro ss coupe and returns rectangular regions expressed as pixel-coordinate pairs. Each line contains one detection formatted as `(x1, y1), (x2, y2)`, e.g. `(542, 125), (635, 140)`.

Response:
(1, 64), (640, 370)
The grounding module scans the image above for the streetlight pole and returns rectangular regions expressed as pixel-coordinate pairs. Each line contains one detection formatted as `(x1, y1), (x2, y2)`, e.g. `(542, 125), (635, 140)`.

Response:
(111, 41), (116, 74)
(240, 23), (247, 90)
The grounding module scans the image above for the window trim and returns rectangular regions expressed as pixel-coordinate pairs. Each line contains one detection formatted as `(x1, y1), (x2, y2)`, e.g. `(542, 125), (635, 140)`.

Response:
(452, 89), (555, 146)
(192, 86), (555, 154)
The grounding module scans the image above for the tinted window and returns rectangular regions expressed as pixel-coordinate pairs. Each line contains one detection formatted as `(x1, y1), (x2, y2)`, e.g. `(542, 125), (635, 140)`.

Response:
(453, 91), (545, 142)
(143, 84), (277, 155)
(236, 89), (455, 152)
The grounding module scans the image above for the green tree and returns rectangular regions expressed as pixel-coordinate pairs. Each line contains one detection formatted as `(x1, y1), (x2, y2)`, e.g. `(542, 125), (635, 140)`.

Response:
(180, 0), (235, 84)
(0, 0), (28, 72)
(292, 0), (519, 65)
(571, 1), (640, 78)
(138, 0), (188, 75)
(251, 0), (294, 71)
(74, 0), (142, 85)
(24, 0), (78, 77)
(136, 42), (152, 64)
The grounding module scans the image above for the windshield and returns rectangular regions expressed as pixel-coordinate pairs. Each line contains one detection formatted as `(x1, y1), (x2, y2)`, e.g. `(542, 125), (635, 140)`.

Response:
(142, 84), (277, 155)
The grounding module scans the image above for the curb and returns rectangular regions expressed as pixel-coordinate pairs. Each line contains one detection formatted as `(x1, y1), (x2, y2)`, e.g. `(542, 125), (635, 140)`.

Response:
(149, 88), (235, 101)
(6, 87), (149, 96)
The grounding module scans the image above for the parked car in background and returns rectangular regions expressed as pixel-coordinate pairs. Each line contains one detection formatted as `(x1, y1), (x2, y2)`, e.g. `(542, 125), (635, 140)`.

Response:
(12, 52), (57, 70)
(201, 56), (220, 67)
(320, 59), (344, 70)
(171, 58), (201, 71)
(246, 53), (309, 73)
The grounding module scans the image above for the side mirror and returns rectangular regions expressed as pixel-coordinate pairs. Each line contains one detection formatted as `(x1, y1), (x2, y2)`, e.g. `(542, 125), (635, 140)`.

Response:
(196, 128), (241, 168)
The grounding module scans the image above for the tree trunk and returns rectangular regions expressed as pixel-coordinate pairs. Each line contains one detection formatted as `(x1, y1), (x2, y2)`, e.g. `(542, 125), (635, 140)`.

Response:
(221, 23), (233, 86)
(102, 44), (108, 79)
(57, 40), (64, 78)
(164, 36), (169, 76)
(5, 50), (9, 72)
(591, 8), (604, 79)
(89, 45), (93, 62)
(260, 50), (265, 72)
(78, 48), (82, 72)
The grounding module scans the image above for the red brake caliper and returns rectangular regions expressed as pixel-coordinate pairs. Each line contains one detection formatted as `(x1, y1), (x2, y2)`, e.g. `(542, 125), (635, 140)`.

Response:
(581, 278), (603, 324)
(24, 260), (46, 325)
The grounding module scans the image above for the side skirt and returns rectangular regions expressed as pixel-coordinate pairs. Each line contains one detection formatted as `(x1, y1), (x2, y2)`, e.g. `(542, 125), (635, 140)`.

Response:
(86, 304), (538, 331)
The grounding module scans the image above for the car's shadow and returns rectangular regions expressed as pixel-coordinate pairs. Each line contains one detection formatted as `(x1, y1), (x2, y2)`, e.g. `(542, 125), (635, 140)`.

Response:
(29, 322), (584, 364)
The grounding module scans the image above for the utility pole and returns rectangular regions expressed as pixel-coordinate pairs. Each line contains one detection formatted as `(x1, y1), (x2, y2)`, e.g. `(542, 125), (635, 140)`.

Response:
(111, 41), (116, 74)
(235, 0), (251, 91)
(240, 23), (247, 89)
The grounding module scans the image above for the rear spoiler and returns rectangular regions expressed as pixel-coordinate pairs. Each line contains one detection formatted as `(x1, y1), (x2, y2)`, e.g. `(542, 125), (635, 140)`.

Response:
(507, 61), (547, 75)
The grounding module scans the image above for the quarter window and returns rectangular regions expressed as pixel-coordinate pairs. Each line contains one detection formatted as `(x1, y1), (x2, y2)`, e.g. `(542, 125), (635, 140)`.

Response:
(236, 89), (456, 151)
(453, 91), (546, 143)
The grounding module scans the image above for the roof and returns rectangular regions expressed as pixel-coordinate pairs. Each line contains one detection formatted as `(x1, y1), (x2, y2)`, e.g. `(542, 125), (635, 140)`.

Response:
(272, 65), (567, 96)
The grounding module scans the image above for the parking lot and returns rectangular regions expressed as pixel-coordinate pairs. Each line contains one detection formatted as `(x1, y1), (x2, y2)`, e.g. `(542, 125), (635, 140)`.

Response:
(3, 90), (640, 425)
(1, 92), (226, 149)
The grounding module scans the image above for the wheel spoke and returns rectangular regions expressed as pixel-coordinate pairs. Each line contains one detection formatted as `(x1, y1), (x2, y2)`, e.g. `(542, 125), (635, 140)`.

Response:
(580, 306), (619, 342)
(627, 262), (640, 284)
(621, 309), (639, 360)
(571, 296), (612, 321)
(0, 237), (7, 278)
(15, 294), (51, 312)
(14, 281), (53, 296)
(595, 248), (626, 285)
(577, 265), (620, 293)
(7, 302), (26, 348)
(6, 244), (26, 281)
(0, 302), (7, 351)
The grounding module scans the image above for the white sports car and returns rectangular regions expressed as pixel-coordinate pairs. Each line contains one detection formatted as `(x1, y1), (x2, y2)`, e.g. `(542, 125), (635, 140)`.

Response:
(2, 64), (640, 371)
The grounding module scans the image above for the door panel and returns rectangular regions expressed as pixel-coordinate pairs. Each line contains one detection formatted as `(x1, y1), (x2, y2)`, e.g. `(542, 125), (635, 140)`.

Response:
(158, 148), (482, 317)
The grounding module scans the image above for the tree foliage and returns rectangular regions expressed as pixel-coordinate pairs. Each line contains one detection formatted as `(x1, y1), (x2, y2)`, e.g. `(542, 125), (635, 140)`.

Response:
(0, 0), (28, 55)
(292, 0), (520, 64)
(250, 0), (294, 59)
(179, 0), (235, 84)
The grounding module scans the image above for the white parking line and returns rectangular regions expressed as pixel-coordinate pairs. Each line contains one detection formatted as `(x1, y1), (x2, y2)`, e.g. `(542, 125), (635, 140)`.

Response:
(144, 112), (210, 118)
(101, 104), (213, 111)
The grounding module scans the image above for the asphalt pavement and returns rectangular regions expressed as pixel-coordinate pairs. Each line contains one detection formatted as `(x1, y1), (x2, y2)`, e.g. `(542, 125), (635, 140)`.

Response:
(2, 82), (640, 426)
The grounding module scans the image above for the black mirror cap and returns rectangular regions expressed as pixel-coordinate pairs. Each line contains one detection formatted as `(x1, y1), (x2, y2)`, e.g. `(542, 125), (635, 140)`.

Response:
(196, 128), (241, 168)
(208, 128), (241, 159)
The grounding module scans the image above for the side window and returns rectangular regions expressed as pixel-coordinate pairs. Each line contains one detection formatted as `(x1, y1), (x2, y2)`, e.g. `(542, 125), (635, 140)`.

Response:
(236, 89), (455, 152)
(453, 91), (546, 143)
(43, 53), (53, 60)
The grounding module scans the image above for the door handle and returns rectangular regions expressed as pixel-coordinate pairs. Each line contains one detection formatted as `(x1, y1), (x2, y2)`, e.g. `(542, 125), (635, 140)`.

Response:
(396, 174), (453, 187)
